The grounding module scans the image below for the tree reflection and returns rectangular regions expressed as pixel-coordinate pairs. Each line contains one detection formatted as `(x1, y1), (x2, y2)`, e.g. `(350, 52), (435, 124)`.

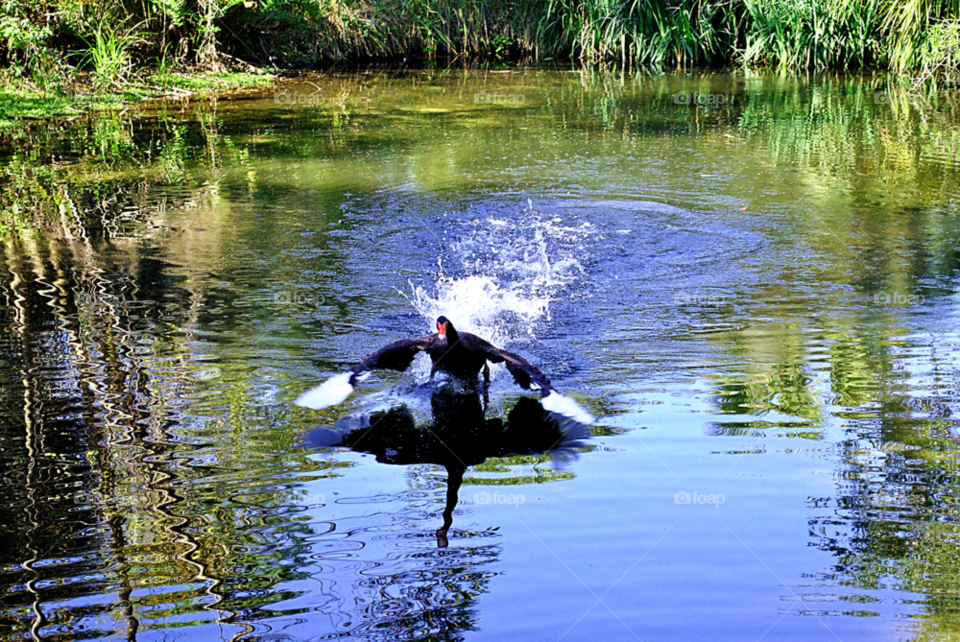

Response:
(3, 69), (960, 641)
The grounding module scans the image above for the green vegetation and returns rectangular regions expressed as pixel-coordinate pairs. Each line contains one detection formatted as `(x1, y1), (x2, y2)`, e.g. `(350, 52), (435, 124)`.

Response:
(0, 71), (271, 128)
(2, 0), (960, 80)
(0, 0), (275, 128)
(0, 1), (959, 129)
(3, 66), (960, 639)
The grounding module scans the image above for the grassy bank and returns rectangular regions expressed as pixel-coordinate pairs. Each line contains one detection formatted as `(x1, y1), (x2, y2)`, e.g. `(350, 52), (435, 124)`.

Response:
(0, 68), (273, 129)
(0, 0), (959, 127)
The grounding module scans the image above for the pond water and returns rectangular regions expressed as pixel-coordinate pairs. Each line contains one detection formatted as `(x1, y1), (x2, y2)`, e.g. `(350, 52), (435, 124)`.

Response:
(2, 68), (960, 641)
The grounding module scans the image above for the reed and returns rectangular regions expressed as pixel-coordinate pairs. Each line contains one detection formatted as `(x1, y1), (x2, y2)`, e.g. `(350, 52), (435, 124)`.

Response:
(1, 0), (960, 80)
(246, 0), (959, 74)
(78, 25), (144, 88)
(881, 0), (960, 71)
(535, 0), (736, 67)
(740, 0), (886, 69)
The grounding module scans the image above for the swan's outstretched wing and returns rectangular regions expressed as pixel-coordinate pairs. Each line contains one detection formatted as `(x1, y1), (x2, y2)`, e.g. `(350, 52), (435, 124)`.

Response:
(350, 337), (435, 380)
(481, 344), (594, 425)
(295, 336), (434, 410)
(482, 345), (553, 392)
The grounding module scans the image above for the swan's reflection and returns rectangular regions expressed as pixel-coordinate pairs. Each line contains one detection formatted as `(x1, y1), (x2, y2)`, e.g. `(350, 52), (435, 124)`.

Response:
(305, 380), (590, 547)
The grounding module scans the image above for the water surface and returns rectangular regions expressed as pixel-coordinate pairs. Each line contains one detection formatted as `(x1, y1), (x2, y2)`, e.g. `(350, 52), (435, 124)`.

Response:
(2, 68), (960, 641)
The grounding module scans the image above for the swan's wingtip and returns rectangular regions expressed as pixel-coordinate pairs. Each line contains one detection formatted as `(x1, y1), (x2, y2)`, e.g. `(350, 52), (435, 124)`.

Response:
(540, 391), (594, 425)
(295, 372), (354, 410)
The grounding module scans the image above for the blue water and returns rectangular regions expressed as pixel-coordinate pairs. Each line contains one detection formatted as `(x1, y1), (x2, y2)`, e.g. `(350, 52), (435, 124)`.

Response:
(2, 69), (960, 641)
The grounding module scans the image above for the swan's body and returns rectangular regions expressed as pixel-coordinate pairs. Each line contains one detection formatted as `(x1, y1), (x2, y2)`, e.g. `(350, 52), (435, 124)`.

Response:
(296, 316), (593, 424)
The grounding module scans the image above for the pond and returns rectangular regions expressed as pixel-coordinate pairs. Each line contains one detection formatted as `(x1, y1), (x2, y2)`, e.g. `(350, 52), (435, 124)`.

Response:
(2, 67), (960, 641)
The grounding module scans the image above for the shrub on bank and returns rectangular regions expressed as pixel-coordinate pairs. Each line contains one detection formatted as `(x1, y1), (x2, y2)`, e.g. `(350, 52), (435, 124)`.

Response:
(0, 0), (959, 89)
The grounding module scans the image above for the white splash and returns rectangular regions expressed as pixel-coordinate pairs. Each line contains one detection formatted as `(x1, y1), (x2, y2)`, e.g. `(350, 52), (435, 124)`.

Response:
(541, 391), (594, 425)
(410, 275), (549, 347)
(408, 212), (594, 348)
(295, 373), (354, 410)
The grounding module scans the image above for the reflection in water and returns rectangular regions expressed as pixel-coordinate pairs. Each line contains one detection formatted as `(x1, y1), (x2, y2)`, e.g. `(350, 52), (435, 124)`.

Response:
(2, 68), (960, 640)
(0, 231), (319, 641)
(306, 382), (589, 547)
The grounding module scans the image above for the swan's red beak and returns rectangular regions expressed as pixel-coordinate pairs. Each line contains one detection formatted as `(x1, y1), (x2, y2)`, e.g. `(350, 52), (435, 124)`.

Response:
(437, 320), (447, 338)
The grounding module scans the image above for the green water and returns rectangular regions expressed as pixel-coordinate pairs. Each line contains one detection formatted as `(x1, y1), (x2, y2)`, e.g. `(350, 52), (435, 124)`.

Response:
(2, 68), (960, 641)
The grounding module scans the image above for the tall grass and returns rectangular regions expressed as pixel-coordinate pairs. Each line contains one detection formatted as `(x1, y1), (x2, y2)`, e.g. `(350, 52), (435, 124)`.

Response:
(536, 0), (736, 67)
(883, 0), (960, 70)
(2, 0), (960, 79)
(740, 0), (886, 69)
(252, 0), (960, 74)
(78, 26), (143, 88)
